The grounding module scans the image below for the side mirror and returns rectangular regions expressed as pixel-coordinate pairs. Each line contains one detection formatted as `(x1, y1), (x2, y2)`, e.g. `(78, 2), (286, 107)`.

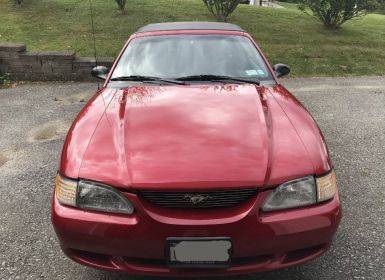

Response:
(273, 64), (291, 78)
(91, 66), (109, 80)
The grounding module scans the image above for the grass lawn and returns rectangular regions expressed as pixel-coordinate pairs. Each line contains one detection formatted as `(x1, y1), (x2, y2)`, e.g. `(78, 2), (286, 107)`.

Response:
(0, 0), (385, 77)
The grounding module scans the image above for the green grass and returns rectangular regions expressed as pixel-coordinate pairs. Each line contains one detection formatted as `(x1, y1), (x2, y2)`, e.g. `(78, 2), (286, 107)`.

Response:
(275, 1), (299, 9)
(1, 0), (385, 77)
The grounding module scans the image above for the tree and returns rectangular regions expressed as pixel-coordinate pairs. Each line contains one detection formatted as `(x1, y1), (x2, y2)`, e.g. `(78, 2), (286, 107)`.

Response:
(203, 0), (241, 22)
(298, 0), (380, 28)
(115, 0), (127, 14)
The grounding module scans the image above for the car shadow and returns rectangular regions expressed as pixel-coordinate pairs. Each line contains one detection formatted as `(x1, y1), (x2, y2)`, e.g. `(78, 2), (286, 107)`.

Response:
(94, 265), (313, 280)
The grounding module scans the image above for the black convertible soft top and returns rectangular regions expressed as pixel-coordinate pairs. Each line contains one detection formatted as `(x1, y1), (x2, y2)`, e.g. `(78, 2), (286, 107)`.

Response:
(136, 22), (245, 33)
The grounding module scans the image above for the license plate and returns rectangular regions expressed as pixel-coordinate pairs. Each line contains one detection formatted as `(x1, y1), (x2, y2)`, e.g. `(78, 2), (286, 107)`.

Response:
(167, 237), (232, 268)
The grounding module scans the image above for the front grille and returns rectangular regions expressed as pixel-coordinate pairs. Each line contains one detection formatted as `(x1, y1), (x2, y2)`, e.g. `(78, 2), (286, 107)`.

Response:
(139, 189), (258, 208)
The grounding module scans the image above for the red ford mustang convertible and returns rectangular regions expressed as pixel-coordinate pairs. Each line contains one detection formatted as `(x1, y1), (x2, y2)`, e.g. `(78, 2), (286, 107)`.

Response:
(52, 22), (341, 276)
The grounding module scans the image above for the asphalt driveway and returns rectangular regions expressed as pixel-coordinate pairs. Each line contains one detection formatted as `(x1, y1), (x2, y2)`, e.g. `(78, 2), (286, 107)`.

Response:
(0, 76), (384, 280)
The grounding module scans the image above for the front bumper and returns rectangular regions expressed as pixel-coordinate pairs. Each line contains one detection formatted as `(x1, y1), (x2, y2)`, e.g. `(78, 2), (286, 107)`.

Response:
(52, 190), (341, 276)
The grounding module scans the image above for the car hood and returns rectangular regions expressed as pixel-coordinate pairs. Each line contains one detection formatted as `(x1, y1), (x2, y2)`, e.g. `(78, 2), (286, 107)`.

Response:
(77, 84), (314, 190)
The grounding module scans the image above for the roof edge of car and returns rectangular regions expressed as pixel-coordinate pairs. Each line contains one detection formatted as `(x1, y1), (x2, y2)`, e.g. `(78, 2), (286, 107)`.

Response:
(136, 22), (245, 33)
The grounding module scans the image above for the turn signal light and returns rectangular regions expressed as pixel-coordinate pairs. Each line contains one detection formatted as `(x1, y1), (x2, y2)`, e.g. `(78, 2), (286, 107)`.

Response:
(55, 174), (77, 207)
(316, 170), (337, 202)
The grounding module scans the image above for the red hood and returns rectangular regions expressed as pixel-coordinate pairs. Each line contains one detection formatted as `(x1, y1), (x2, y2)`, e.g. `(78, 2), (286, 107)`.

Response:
(75, 84), (314, 190)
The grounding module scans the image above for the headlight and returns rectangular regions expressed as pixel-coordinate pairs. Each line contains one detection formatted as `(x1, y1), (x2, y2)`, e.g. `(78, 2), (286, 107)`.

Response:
(55, 174), (134, 214)
(262, 170), (337, 212)
(262, 176), (316, 212)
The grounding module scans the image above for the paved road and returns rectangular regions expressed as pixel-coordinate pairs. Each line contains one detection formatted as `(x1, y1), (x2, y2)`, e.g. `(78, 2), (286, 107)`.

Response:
(0, 76), (384, 280)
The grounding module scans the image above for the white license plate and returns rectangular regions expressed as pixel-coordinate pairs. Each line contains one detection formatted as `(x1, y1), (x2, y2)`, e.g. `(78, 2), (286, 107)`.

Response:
(167, 238), (232, 268)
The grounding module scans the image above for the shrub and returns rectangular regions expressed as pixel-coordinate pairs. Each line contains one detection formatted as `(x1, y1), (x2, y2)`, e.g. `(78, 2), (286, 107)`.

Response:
(115, 0), (127, 14)
(203, 0), (241, 21)
(298, 0), (380, 28)
(0, 72), (11, 88)
(377, 0), (385, 13)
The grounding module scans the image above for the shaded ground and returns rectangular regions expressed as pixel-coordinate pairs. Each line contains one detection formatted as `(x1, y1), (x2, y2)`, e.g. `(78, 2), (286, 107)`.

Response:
(0, 77), (384, 279)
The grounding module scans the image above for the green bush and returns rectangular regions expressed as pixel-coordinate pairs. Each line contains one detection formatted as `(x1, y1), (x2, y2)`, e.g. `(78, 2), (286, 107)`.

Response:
(203, 0), (241, 21)
(0, 72), (11, 87)
(298, 0), (380, 28)
(377, 0), (385, 13)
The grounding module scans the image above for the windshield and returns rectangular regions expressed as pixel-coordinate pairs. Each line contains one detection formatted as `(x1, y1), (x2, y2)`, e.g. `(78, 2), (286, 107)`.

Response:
(111, 34), (273, 82)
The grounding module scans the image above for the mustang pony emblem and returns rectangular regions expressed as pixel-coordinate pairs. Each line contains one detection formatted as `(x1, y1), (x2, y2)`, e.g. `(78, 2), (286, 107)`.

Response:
(183, 194), (211, 205)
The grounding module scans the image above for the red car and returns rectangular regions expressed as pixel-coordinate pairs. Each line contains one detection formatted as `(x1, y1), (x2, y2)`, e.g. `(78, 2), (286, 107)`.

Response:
(52, 22), (341, 276)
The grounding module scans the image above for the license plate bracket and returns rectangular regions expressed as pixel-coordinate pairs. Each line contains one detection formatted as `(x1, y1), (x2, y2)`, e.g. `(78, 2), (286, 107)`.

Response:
(166, 237), (232, 268)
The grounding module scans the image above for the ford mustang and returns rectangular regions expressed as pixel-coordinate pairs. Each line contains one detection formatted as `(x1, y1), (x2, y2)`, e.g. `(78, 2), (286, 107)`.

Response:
(52, 22), (341, 276)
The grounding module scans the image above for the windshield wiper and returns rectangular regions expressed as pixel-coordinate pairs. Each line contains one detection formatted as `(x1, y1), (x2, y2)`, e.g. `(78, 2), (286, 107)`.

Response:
(175, 75), (260, 85)
(110, 75), (186, 85)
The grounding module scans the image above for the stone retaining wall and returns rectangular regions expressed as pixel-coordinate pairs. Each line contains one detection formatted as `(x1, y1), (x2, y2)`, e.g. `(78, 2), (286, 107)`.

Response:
(0, 43), (114, 81)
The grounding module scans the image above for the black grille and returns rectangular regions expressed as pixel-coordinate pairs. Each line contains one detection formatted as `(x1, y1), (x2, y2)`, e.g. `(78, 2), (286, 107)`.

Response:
(139, 189), (258, 208)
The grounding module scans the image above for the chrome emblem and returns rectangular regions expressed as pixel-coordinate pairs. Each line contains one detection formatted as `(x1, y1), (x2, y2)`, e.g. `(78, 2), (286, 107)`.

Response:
(183, 194), (211, 205)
